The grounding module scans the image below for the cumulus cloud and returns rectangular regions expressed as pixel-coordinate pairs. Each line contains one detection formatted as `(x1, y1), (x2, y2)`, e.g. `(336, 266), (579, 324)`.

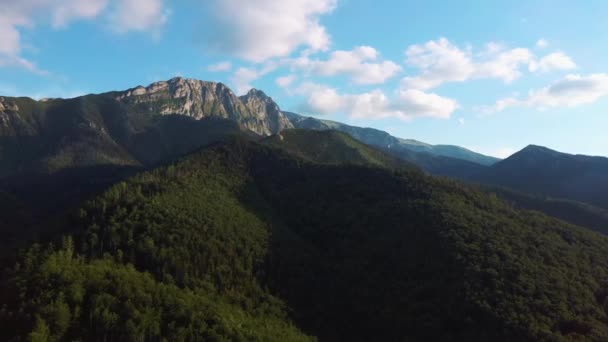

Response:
(0, 0), (168, 73)
(402, 38), (574, 90)
(51, 0), (110, 28)
(0, 0), (107, 56)
(296, 83), (346, 114)
(484, 74), (608, 113)
(528, 52), (576, 73)
(207, 61), (232, 72)
(290, 46), (402, 84)
(396, 89), (458, 119)
(402, 38), (475, 90)
(475, 47), (534, 82)
(230, 63), (278, 94)
(207, 0), (337, 62)
(108, 0), (168, 34)
(276, 74), (297, 88)
(295, 82), (458, 120)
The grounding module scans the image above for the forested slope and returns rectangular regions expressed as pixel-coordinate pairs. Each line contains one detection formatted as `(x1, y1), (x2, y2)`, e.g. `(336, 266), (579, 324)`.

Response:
(3, 138), (608, 341)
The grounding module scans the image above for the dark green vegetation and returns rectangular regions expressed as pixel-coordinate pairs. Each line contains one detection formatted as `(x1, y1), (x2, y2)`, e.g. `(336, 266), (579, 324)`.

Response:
(3, 136), (608, 341)
(3, 79), (608, 341)
(0, 94), (243, 178)
(263, 129), (416, 170)
(284, 112), (608, 217)
(284, 111), (489, 180)
(484, 185), (608, 236)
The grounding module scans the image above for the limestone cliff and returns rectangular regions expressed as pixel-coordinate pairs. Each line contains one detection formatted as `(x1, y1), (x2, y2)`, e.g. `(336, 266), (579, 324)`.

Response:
(115, 77), (293, 136)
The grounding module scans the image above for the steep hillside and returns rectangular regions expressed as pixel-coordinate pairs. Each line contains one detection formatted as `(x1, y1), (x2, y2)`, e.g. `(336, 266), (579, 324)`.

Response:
(0, 78), (292, 178)
(284, 111), (499, 166)
(0, 80), (492, 181)
(263, 129), (417, 170)
(4, 138), (608, 341)
(114, 78), (293, 136)
(265, 129), (608, 236)
(477, 145), (608, 209)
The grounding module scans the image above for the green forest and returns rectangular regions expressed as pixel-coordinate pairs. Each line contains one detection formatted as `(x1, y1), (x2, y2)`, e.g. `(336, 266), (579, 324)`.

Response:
(2, 135), (608, 341)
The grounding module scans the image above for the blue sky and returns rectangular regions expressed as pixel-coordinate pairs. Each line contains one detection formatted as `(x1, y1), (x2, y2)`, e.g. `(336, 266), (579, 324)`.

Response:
(1, 0), (607, 158)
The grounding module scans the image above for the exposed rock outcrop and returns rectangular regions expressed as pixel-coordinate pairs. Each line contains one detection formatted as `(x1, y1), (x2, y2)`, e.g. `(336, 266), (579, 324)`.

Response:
(115, 77), (293, 136)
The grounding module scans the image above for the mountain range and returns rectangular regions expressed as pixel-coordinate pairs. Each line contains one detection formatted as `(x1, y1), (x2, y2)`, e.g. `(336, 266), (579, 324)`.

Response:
(2, 77), (608, 230)
(0, 77), (502, 178)
(2, 78), (608, 341)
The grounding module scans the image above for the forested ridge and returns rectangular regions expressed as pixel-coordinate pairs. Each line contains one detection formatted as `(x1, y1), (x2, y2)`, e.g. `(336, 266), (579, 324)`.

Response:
(2, 136), (608, 341)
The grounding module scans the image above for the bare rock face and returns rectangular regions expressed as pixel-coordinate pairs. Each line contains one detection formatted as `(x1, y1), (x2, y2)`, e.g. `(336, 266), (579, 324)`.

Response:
(0, 97), (19, 129)
(239, 89), (294, 135)
(115, 77), (293, 136)
(0, 97), (19, 113)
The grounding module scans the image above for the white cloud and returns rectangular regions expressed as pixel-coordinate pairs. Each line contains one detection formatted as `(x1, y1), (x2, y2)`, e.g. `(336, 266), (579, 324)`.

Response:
(295, 82), (458, 120)
(0, 0), (168, 73)
(402, 38), (475, 90)
(230, 63), (278, 95)
(296, 83), (346, 114)
(458, 117), (465, 125)
(475, 47), (534, 82)
(485, 73), (608, 113)
(0, 0), (108, 57)
(207, 0), (337, 62)
(529, 52), (576, 73)
(536, 39), (549, 49)
(50, 0), (110, 28)
(108, 0), (168, 34)
(0, 56), (49, 75)
(207, 61), (232, 72)
(292, 46), (402, 85)
(402, 38), (573, 90)
(396, 89), (458, 119)
(276, 74), (297, 88)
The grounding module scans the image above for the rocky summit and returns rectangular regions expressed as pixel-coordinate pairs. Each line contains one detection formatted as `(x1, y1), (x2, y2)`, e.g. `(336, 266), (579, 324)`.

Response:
(115, 77), (293, 136)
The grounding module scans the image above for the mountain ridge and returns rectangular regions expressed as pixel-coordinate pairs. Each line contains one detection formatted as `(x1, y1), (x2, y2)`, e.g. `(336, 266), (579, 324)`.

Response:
(0, 79), (498, 175)
(476, 143), (608, 209)
(284, 111), (501, 166)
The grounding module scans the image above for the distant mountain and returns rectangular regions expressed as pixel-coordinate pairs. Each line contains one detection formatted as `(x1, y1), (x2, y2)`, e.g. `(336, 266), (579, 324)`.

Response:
(476, 145), (608, 209)
(0, 78), (496, 179)
(283, 112), (487, 180)
(0, 78), (293, 178)
(4, 137), (608, 341)
(4, 78), (608, 237)
(284, 111), (500, 166)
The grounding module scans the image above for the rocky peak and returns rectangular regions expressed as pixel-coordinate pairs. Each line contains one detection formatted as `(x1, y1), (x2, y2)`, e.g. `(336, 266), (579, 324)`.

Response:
(242, 88), (271, 100)
(239, 88), (293, 133)
(239, 89), (279, 113)
(114, 78), (293, 136)
(0, 97), (19, 112)
(0, 97), (19, 128)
